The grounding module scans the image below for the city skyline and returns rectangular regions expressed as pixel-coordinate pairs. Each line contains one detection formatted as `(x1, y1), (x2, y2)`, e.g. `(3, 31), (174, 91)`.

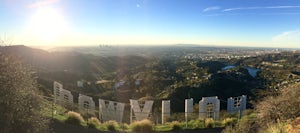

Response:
(1, 0), (300, 48)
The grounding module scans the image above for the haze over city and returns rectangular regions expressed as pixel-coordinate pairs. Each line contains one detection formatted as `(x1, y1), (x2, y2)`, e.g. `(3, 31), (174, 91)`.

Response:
(1, 0), (300, 48)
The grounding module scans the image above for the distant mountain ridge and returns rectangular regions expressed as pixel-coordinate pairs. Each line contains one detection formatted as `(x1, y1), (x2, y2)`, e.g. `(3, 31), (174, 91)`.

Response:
(0, 45), (149, 75)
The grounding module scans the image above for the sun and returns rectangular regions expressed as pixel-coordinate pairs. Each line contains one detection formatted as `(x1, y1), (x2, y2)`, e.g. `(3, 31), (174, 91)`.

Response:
(28, 7), (68, 42)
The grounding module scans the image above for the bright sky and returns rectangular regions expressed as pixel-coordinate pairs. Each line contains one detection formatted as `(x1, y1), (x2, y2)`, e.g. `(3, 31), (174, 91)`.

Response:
(1, 0), (300, 48)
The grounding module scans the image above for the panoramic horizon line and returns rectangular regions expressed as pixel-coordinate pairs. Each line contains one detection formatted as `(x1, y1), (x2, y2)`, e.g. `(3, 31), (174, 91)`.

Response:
(16, 43), (298, 49)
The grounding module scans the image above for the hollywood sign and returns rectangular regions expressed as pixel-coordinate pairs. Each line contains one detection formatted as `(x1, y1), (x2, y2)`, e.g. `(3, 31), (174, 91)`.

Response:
(53, 81), (246, 123)
(54, 81), (126, 122)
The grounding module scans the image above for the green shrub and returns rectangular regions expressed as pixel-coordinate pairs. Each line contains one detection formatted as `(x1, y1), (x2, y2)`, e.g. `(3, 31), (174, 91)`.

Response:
(120, 123), (130, 130)
(188, 119), (204, 129)
(87, 117), (101, 128)
(220, 111), (238, 119)
(205, 118), (215, 128)
(214, 121), (223, 127)
(222, 126), (236, 133)
(237, 116), (258, 133)
(263, 122), (286, 133)
(105, 120), (118, 131)
(223, 117), (238, 126)
(170, 121), (182, 131)
(242, 109), (254, 116)
(224, 116), (258, 133)
(65, 111), (84, 126)
(130, 119), (153, 133)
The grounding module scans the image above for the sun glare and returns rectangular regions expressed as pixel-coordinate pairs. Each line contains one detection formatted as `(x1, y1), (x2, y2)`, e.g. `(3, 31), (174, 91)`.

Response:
(28, 7), (68, 42)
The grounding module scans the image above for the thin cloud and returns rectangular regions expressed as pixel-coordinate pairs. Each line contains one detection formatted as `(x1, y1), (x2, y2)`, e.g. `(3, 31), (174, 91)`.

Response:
(223, 7), (260, 12)
(273, 30), (300, 43)
(203, 6), (220, 12)
(266, 5), (300, 9)
(136, 4), (141, 8)
(28, 0), (60, 8)
(223, 5), (300, 12)
(202, 13), (256, 17)
(261, 12), (300, 15)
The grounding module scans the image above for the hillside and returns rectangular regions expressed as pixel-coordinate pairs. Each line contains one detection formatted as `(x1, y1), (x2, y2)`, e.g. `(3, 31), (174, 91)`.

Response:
(2, 45), (300, 112)
(0, 46), (150, 99)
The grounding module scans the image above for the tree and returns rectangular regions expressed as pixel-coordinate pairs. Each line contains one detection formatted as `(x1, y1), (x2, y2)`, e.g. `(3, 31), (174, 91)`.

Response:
(0, 54), (49, 133)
